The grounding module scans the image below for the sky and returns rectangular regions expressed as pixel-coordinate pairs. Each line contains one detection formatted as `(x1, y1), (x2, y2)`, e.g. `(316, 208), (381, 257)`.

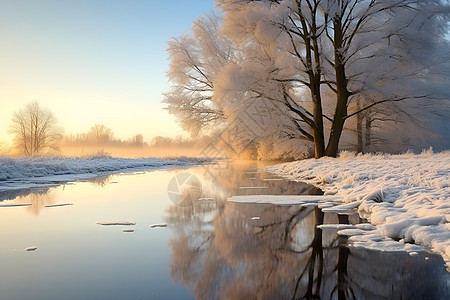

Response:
(0, 0), (216, 145)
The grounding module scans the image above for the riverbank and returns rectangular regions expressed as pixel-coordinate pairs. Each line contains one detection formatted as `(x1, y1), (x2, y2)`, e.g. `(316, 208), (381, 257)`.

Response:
(0, 156), (210, 193)
(265, 149), (450, 270)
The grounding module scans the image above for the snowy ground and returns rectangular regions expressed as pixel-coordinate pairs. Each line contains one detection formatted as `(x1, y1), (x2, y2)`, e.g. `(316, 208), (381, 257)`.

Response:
(0, 156), (208, 193)
(231, 150), (450, 270)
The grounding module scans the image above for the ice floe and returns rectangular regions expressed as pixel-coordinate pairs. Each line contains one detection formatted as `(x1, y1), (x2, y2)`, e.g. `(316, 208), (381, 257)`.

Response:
(198, 197), (215, 201)
(150, 223), (167, 228)
(0, 203), (32, 207)
(44, 203), (73, 208)
(228, 195), (342, 206)
(97, 221), (136, 226)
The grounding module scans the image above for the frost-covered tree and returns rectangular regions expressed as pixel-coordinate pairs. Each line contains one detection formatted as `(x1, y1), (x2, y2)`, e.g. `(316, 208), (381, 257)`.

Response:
(328, 0), (450, 153)
(163, 14), (235, 136)
(9, 101), (63, 156)
(217, 0), (450, 157)
(165, 1), (450, 158)
(164, 12), (314, 159)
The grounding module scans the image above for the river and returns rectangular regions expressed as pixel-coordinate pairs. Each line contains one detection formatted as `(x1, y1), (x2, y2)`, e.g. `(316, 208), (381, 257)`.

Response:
(0, 160), (448, 299)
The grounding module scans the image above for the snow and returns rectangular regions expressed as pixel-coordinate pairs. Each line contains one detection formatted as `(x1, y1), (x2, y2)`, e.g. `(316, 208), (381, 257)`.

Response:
(0, 156), (208, 192)
(321, 200), (363, 213)
(264, 150), (450, 270)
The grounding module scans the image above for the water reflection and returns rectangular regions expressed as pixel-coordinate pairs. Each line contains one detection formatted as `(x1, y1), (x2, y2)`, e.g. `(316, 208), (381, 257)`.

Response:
(0, 189), (56, 215)
(86, 174), (114, 187)
(0, 174), (114, 214)
(21, 191), (56, 215)
(167, 162), (450, 299)
(0, 187), (52, 202)
(0, 160), (448, 299)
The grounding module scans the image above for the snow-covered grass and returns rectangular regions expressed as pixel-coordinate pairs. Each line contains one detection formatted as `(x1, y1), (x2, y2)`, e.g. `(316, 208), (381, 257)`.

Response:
(0, 156), (210, 192)
(264, 149), (450, 270)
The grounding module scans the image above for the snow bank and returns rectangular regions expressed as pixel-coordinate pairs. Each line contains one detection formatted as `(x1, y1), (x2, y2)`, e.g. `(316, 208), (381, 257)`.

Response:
(0, 156), (208, 192)
(266, 150), (450, 269)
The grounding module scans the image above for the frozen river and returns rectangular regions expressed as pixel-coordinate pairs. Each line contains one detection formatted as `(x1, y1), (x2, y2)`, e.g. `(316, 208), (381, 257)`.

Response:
(0, 161), (448, 299)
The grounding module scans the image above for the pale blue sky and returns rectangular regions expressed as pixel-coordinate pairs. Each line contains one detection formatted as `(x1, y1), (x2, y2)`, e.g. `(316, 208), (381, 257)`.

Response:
(0, 0), (215, 143)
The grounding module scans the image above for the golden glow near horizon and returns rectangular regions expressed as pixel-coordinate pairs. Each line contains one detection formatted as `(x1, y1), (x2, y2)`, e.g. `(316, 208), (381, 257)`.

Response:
(0, 0), (215, 145)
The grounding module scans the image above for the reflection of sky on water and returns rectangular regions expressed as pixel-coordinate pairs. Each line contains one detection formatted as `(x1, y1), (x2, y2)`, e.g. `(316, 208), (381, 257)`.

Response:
(0, 169), (194, 300)
(0, 161), (448, 299)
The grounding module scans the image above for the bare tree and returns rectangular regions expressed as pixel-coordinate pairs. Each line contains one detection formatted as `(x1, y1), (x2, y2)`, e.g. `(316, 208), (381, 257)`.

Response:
(9, 101), (63, 156)
(129, 134), (144, 146)
(87, 124), (114, 144)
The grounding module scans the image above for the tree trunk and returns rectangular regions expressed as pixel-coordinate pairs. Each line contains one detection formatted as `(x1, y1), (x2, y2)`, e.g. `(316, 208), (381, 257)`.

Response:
(356, 101), (363, 153)
(365, 113), (372, 150)
(305, 206), (324, 298)
(325, 17), (349, 158)
(312, 80), (325, 158)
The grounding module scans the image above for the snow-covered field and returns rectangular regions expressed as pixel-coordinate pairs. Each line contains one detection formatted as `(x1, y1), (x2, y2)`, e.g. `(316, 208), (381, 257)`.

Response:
(233, 150), (450, 270)
(0, 156), (207, 192)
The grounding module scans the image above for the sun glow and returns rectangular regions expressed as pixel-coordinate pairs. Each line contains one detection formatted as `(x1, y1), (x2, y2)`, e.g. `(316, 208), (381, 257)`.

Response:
(0, 0), (215, 152)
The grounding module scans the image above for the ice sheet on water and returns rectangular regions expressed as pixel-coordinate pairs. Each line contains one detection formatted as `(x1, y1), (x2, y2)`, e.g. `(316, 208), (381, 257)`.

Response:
(321, 200), (362, 213)
(317, 224), (356, 230)
(97, 221), (136, 226)
(44, 203), (73, 207)
(301, 203), (319, 207)
(228, 195), (342, 205)
(349, 232), (425, 253)
(150, 223), (167, 228)
(337, 228), (368, 236)
(198, 198), (214, 201)
(0, 203), (32, 207)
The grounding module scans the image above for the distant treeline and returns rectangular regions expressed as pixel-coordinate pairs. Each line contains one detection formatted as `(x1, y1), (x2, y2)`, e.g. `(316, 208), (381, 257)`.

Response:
(63, 124), (147, 147)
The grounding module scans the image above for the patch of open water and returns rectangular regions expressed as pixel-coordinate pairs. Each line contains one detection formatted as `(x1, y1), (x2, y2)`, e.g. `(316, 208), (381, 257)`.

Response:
(0, 161), (448, 299)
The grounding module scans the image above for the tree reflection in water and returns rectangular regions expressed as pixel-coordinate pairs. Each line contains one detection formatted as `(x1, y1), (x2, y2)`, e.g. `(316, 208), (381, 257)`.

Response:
(167, 199), (338, 299)
(0, 174), (114, 215)
(166, 163), (450, 299)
